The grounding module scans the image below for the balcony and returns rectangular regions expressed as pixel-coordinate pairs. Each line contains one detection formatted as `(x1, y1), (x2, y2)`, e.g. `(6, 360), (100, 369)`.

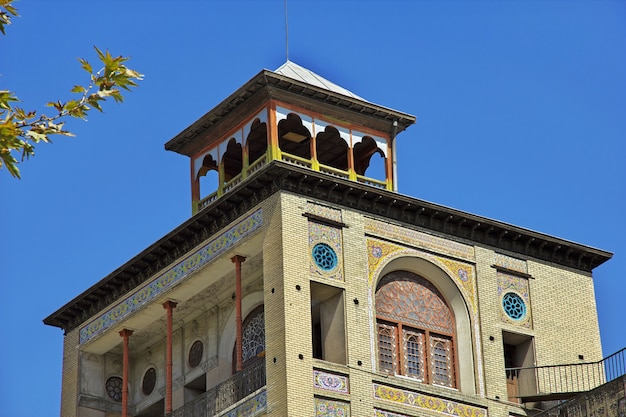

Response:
(506, 347), (626, 402)
(169, 359), (266, 417)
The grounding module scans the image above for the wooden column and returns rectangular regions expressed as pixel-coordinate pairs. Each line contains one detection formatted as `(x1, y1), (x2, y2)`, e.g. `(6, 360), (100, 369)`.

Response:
(163, 301), (177, 414)
(231, 255), (246, 371)
(119, 329), (133, 417)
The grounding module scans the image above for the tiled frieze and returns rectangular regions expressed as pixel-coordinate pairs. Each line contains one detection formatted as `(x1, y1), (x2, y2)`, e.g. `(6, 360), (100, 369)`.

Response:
(306, 202), (342, 223)
(315, 397), (350, 417)
(309, 221), (344, 281)
(498, 271), (532, 328)
(223, 390), (267, 417)
(313, 370), (349, 394)
(79, 209), (263, 344)
(364, 218), (475, 261)
(373, 383), (487, 417)
(494, 253), (527, 274)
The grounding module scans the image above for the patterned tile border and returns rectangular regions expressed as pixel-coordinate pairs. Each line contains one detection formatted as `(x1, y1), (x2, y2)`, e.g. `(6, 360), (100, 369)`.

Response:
(373, 383), (487, 417)
(307, 201), (343, 223)
(375, 409), (410, 417)
(366, 238), (477, 314)
(313, 370), (349, 394)
(223, 390), (267, 417)
(497, 271), (532, 328)
(494, 253), (527, 274)
(364, 218), (475, 261)
(79, 209), (263, 344)
(315, 397), (350, 417)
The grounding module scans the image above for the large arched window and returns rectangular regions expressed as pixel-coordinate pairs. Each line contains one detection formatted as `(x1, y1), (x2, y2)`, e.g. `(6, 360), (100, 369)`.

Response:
(375, 271), (456, 388)
(232, 305), (265, 373)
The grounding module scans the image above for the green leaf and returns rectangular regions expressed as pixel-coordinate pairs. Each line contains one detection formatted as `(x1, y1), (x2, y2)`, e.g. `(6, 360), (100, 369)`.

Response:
(71, 85), (87, 94)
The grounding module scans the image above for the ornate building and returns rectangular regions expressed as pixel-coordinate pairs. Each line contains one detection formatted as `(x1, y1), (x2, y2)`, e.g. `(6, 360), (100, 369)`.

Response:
(44, 62), (614, 417)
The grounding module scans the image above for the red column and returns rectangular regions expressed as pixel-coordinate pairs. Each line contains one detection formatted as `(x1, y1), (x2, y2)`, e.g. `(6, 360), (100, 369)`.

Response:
(119, 329), (133, 417)
(163, 301), (177, 414)
(231, 255), (246, 372)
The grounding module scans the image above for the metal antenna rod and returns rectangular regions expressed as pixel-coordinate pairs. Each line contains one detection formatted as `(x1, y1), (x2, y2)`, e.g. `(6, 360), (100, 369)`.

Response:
(284, 0), (289, 61)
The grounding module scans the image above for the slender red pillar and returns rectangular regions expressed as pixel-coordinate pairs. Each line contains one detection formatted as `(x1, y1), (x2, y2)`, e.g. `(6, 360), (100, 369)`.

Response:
(163, 301), (177, 414)
(231, 255), (246, 371)
(119, 329), (133, 417)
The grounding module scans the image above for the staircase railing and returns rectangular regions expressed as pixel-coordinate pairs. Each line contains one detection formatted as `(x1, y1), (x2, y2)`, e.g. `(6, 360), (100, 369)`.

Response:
(505, 347), (626, 401)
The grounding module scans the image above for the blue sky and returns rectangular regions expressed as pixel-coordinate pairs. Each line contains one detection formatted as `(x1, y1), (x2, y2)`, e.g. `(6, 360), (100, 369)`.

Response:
(2, 1), (625, 416)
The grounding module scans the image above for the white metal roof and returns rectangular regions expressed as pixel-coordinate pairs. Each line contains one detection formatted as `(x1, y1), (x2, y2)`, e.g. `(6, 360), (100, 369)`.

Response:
(274, 60), (365, 101)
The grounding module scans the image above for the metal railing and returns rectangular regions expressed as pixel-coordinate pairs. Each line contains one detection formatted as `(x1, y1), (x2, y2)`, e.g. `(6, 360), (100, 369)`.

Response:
(506, 347), (626, 401)
(169, 359), (266, 417)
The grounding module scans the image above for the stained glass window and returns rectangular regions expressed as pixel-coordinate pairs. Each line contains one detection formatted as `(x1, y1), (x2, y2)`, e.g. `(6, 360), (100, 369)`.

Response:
(375, 270), (456, 388)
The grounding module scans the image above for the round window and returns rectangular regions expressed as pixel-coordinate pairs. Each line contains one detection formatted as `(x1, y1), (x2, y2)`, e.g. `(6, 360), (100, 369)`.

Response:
(189, 340), (203, 368)
(312, 243), (338, 271)
(142, 367), (156, 396)
(502, 292), (526, 320)
(105, 376), (123, 402)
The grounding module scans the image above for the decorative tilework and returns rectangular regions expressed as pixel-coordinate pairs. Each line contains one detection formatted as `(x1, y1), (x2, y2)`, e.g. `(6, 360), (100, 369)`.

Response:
(494, 253), (527, 274)
(79, 210), (263, 344)
(497, 272), (532, 328)
(435, 257), (477, 314)
(315, 398), (350, 417)
(364, 218), (475, 261)
(313, 370), (349, 394)
(366, 239), (478, 315)
(373, 383), (487, 417)
(375, 409), (410, 417)
(310, 222), (343, 281)
(224, 390), (267, 417)
(307, 202), (342, 222)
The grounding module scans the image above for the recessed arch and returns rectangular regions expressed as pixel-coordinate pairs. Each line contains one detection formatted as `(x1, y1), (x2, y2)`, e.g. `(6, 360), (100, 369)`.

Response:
(278, 113), (311, 159)
(316, 125), (349, 171)
(221, 138), (243, 181)
(220, 291), (264, 365)
(371, 255), (476, 394)
(246, 118), (268, 164)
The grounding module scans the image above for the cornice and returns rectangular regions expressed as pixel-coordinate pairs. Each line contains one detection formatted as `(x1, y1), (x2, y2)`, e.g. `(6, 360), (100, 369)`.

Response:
(43, 161), (612, 333)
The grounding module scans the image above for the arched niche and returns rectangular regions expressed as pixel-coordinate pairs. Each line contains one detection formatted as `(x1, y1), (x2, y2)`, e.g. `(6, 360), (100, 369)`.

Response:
(315, 125), (349, 171)
(278, 113), (312, 159)
(222, 138), (243, 182)
(246, 118), (268, 164)
(372, 256), (476, 394)
(353, 136), (386, 178)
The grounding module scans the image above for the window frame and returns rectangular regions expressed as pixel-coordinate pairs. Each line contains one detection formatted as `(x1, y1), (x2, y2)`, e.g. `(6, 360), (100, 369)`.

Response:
(375, 271), (459, 389)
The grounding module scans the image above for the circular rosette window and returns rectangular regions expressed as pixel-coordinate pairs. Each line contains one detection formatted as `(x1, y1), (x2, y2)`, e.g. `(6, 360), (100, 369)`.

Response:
(312, 243), (338, 272)
(105, 376), (123, 402)
(502, 292), (527, 321)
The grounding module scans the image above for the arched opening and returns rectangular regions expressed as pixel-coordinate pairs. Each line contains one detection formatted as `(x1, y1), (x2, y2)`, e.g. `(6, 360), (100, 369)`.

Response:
(316, 125), (349, 171)
(278, 113), (311, 159)
(246, 118), (268, 164)
(353, 136), (386, 179)
(222, 138), (243, 182)
(375, 270), (457, 388)
(197, 154), (219, 199)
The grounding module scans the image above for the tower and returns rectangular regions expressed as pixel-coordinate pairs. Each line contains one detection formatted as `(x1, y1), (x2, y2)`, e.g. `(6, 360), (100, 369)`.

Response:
(45, 62), (612, 417)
